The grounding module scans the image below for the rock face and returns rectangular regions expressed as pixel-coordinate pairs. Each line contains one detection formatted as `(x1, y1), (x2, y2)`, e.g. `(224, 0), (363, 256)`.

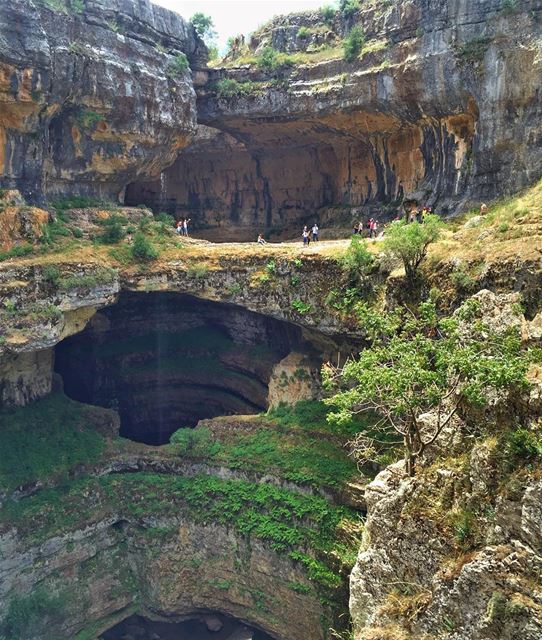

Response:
(0, 0), (202, 202)
(349, 293), (542, 640)
(127, 0), (542, 235)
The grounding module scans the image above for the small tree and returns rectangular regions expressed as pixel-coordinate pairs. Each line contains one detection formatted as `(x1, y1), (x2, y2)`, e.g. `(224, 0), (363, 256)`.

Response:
(131, 231), (158, 262)
(382, 214), (443, 283)
(190, 13), (215, 40)
(324, 298), (531, 476)
(344, 26), (364, 62)
(339, 235), (374, 287)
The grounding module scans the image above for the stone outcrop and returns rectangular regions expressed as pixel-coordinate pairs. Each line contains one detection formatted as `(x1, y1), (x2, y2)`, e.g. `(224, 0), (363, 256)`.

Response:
(349, 292), (542, 639)
(127, 0), (542, 236)
(0, 0), (203, 202)
(0, 190), (50, 251)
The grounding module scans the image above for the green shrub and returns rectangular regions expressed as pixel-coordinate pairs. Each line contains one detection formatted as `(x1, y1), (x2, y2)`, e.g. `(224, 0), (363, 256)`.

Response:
(266, 259), (277, 275)
(187, 263), (208, 279)
(154, 212), (174, 226)
(340, 0), (360, 18)
(257, 47), (293, 72)
(344, 26), (364, 62)
(42, 265), (60, 286)
(70, 0), (84, 13)
(382, 214), (443, 283)
(321, 5), (337, 24)
(292, 299), (312, 315)
(455, 37), (492, 65)
(298, 26), (310, 39)
(504, 427), (542, 459)
(167, 53), (189, 77)
(215, 78), (259, 98)
(450, 268), (476, 292)
(0, 243), (33, 261)
(227, 282), (242, 296)
(98, 221), (125, 244)
(1, 589), (64, 637)
(131, 232), (159, 262)
(170, 428), (222, 457)
(76, 108), (104, 130)
(190, 12), (214, 39)
(339, 235), (374, 283)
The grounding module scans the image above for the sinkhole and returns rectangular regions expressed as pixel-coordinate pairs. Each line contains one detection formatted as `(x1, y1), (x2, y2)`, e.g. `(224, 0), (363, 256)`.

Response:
(100, 613), (275, 640)
(54, 292), (311, 445)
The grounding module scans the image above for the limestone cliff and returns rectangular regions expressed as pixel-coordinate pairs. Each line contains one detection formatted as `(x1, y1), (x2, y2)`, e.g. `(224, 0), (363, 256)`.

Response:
(0, 0), (203, 202)
(129, 0), (542, 236)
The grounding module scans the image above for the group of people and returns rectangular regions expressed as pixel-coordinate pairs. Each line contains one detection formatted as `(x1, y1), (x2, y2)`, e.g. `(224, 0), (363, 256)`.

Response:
(302, 224), (319, 245)
(175, 218), (191, 236)
(406, 206), (434, 224)
(353, 218), (380, 238)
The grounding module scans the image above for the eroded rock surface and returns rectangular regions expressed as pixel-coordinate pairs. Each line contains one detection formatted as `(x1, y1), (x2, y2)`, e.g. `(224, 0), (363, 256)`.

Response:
(0, 0), (202, 202)
(128, 0), (542, 235)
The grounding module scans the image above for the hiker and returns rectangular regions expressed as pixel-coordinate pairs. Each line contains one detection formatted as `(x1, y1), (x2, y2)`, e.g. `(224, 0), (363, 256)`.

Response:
(257, 234), (267, 245)
(311, 223), (319, 242)
(176, 219), (183, 234)
(302, 226), (310, 246)
(369, 219), (378, 238)
(480, 203), (488, 215)
(183, 218), (191, 237)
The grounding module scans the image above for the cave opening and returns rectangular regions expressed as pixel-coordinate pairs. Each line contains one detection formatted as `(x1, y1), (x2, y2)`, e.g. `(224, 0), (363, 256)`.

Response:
(54, 292), (309, 445)
(100, 613), (275, 640)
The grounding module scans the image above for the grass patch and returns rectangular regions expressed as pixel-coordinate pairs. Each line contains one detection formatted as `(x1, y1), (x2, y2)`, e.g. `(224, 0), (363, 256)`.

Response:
(0, 393), (107, 492)
(0, 472), (360, 595)
(169, 400), (380, 490)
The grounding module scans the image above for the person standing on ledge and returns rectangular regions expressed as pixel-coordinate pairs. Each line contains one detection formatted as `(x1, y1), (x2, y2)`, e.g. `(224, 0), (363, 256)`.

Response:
(183, 218), (191, 237)
(302, 226), (310, 246)
(311, 223), (319, 242)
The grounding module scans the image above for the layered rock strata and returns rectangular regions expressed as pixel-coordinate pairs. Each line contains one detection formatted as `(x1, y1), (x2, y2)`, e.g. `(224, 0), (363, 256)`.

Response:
(0, 0), (202, 202)
(128, 0), (542, 235)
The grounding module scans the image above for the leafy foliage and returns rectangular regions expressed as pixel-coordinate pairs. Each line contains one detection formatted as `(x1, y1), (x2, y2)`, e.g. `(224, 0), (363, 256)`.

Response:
(190, 12), (214, 39)
(0, 394), (106, 492)
(257, 47), (294, 72)
(0, 243), (33, 261)
(344, 26), (364, 62)
(340, 0), (360, 17)
(1, 589), (64, 638)
(338, 235), (374, 287)
(382, 214), (443, 282)
(167, 53), (189, 77)
(292, 299), (312, 315)
(321, 4), (337, 24)
(325, 298), (531, 475)
(131, 231), (159, 261)
(214, 78), (261, 98)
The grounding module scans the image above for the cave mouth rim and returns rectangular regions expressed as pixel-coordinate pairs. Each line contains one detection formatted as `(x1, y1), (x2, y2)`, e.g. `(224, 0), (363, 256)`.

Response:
(53, 290), (309, 446)
(98, 610), (279, 640)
